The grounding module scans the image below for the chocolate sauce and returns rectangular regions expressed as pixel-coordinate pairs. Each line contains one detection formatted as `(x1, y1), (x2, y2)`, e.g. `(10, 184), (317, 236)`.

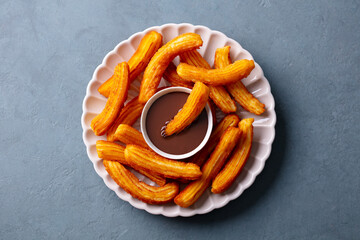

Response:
(146, 92), (208, 155)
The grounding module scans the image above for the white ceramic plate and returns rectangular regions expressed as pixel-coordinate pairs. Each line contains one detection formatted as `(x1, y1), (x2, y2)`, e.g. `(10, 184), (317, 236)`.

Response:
(81, 23), (276, 217)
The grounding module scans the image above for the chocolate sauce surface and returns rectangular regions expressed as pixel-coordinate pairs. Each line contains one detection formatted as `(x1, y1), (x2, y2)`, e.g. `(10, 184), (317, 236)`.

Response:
(146, 92), (208, 155)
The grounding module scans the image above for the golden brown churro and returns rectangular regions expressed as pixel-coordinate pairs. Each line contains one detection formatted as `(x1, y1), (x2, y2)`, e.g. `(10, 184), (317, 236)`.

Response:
(113, 124), (149, 149)
(124, 144), (202, 180)
(98, 31), (163, 98)
(91, 62), (129, 135)
(212, 118), (254, 193)
(191, 114), (240, 166)
(106, 97), (144, 142)
(139, 33), (203, 103)
(214, 46), (265, 115)
(164, 81), (209, 136)
(103, 160), (178, 204)
(163, 62), (194, 89)
(96, 140), (166, 186)
(180, 50), (236, 113)
(177, 59), (255, 85)
(174, 127), (241, 207)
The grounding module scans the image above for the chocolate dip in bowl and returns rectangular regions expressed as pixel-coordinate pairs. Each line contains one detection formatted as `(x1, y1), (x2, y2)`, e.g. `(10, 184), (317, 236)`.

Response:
(140, 87), (213, 160)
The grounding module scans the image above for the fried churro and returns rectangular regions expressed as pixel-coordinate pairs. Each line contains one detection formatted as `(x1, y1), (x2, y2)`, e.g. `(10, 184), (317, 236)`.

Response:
(177, 59), (255, 86)
(212, 118), (254, 193)
(103, 160), (178, 204)
(91, 62), (129, 135)
(214, 46), (265, 115)
(180, 50), (236, 113)
(113, 124), (149, 149)
(97, 140), (166, 186)
(98, 31), (162, 97)
(124, 144), (202, 180)
(191, 114), (240, 166)
(174, 127), (241, 207)
(106, 97), (144, 142)
(163, 62), (194, 89)
(139, 33), (203, 103)
(164, 81), (209, 136)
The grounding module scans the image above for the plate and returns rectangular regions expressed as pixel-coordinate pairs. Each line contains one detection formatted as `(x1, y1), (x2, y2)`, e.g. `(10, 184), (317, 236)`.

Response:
(81, 23), (276, 217)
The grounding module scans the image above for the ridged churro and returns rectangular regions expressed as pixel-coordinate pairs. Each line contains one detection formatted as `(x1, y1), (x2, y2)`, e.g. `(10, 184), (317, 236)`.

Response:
(214, 46), (265, 115)
(164, 81), (209, 136)
(124, 144), (202, 180)
(98, 31), (163, 97)
(177, 59), (255, 85)
(106, 97), (144, 142)
(163, 62), (194, 89)
(91, 62), (129, 135)
(191, 114), (240, 166)
(97, 140), (166, 186)
(212, 118), (254, 193)
(103, 160), (178, 204)
(174, 127), (241, 207)
(139, 33), (203, 103)
(113, 124), (149, 149)
(180, 50), (236, 113)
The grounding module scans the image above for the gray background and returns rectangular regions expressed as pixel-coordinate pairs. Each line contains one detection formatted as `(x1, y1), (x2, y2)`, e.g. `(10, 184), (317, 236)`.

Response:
(1, 0), (359, 239)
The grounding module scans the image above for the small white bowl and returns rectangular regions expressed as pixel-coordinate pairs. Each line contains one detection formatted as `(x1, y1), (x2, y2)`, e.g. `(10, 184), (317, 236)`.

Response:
(140, 87), (213, 160)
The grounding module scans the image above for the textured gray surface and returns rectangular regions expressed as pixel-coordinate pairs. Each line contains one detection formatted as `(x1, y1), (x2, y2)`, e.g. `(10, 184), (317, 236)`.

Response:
(1, 0), (359, 239)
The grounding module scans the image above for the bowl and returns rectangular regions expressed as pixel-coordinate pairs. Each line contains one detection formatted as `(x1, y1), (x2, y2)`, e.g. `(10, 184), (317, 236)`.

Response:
(140, 87), (213, 160)
(81, 23), (276, 217)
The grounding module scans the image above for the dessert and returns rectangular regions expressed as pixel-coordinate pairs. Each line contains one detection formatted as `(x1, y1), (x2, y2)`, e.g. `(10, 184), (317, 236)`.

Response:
(124, 144), (202, 180)
(212, 118), (254, 193)
(215, 46), (265, 115)
(174, 127), (241, 207)
(91, 62), (129, 135)
(96, 140), (166, 186)
(176, 59), (255, 85)
(103, 160), (178, 204)
(139, 33), (203, 103)
(163, 62), (194, 89)
(113, 124), (149, 149)
(98, 31), (162, 98)
(191, 114), (240, 166)
(164, 82), (209, 136)
(106, 96), (144, 142)
(88, 30), (265, 207)
(180, 50), (236, 113)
